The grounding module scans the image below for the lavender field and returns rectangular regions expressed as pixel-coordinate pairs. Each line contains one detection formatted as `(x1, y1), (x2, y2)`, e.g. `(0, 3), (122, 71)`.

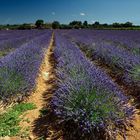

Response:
(0, 29), (140, 139)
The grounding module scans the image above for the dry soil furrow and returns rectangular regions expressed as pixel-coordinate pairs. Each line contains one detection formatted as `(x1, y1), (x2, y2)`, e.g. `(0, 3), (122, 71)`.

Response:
(5, 33), (62, 140)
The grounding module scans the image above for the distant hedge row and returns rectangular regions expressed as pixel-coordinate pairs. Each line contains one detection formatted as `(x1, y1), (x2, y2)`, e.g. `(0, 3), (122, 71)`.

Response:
(1, 20), (140, 30)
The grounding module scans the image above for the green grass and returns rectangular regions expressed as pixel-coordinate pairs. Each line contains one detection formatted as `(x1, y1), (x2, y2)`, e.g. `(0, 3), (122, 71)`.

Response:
(132, 48), (140, 55)
(129, 65), (140, 82)
(0, 51), (9, 58)
(64, 86), (125, 124)
(0, 103), (36, 137)
(0, 48), (15, 58)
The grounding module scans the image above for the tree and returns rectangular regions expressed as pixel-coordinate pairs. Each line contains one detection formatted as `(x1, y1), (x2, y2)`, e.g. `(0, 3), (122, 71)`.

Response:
(52, 21), (60, 29)
(123, 22), (133, 27)
(69, 21), (82, 29)
(94, 21), (100, 26)
(112, 22), (133, 28)
(83, 21), (88, 28)
(92, 21), (100, 28)
(112, 22), (121, 28)
(35, 19), (44, 28)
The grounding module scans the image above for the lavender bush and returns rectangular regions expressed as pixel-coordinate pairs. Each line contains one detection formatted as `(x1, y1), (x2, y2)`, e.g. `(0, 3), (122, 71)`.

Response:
(51, 31), (134, 139)
(0, 30), (52, 102)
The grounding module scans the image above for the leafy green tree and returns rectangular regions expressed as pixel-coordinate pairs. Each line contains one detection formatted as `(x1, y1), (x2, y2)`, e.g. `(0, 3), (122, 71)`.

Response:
(112, 22), (121, 28)
(69, 21), (82, 29)
(102, 23), (108, 27)
(123, 22), (133, 27)
(94, 21), (100, 26)
(83, 21), (88, 28)
(92, 21), (100, 28)
(52, 21), (60, 29)
(35, 19), (44, 28)
(112, 22), (133, 28)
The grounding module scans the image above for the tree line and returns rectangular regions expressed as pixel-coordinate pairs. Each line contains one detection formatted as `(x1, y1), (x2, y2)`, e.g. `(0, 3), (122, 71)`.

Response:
(0, 19), (140, 30)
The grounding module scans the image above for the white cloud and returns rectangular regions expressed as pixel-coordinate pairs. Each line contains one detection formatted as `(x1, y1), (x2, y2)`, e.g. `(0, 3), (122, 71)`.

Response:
(52, 12), (55, 15)
(80, 13), (85, 16)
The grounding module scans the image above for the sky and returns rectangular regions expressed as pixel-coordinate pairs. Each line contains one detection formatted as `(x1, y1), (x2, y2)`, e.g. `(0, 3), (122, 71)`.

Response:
(0, 0), (140, 25)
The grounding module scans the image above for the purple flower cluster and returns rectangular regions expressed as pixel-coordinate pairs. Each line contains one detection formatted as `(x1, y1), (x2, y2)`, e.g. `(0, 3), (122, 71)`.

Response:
(0, 30), (52, 101)
(51, 31), (134, 138)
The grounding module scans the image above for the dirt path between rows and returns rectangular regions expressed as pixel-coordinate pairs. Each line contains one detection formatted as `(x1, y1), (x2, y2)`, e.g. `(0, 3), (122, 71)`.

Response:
(22, 34), (62, 140)
(117, 113), (140, 140)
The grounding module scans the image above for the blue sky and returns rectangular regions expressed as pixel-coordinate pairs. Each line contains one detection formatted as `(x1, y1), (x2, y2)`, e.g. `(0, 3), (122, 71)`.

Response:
(0, 0), (140, 25)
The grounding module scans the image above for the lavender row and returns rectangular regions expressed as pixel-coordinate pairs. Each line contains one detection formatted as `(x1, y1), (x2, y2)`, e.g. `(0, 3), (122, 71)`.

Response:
(0, 30), (52, 101)
(0, 30), (47, 51)
(64, 29), (140, 55)
(51, 31), (134, 139)
(0, 30), (48, 59)
(0, 30), (44, 41)
(63, 30), (140, 86)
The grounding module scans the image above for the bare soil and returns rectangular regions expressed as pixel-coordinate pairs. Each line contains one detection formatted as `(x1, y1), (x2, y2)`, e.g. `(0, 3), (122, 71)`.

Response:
(19, 35), (63, 140)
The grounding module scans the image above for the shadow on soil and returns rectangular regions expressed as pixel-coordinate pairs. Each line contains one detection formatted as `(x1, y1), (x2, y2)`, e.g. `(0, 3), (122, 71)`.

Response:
(32, 40), (64, 139)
